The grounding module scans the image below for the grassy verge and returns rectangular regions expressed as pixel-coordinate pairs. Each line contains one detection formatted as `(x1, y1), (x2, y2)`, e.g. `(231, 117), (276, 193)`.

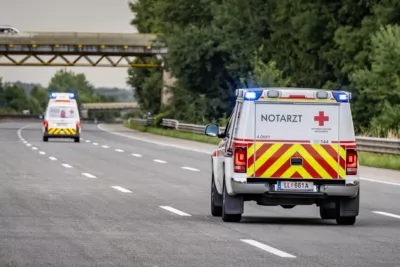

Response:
(124, 122), (400, 171)
(124, 122), (220, 145)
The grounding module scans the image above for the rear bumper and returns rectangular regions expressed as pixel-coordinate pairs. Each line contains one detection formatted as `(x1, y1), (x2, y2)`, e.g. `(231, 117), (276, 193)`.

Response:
(44, 134), (80, 138)
(229, 178), (359, 198)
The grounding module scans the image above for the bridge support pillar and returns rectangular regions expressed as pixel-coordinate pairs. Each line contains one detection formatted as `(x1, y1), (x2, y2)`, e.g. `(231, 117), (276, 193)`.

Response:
(161, 69), (176, 105)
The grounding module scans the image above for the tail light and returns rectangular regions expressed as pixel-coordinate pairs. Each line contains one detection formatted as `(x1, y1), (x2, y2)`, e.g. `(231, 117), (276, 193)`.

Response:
(234, 147), (247, 173)
(76, 121), (80, 129)
(346, 149), (358, 175)
(43, 120), (48, 128)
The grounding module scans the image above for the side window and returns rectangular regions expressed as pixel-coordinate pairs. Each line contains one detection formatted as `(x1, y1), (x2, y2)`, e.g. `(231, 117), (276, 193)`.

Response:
(223, 106), (236, 137)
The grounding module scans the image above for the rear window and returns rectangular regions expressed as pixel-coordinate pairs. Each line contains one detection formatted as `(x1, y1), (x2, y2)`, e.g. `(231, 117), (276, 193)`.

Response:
(48, 106), (78, 119)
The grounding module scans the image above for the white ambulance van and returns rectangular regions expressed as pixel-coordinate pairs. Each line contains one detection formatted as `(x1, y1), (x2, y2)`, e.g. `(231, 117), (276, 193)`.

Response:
(42, 92), (81, 143)
(205, 88), (359, 225)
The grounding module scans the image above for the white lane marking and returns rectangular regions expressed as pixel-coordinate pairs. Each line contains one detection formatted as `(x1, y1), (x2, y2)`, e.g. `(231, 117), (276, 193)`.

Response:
(17, 124), (31, 139)
(26, 144), (31, 147)
(49, 157), (57, 161)
(62, 164), (72, 168)
(97, 123), (211, 154)
(240, 239), (296, 258)
(85, 140), (91, 143)
(372, 211), (400, 219)
(23, 141), (27, 144)
(111, 186), (132, 193)
(132, 153), (142, 157)
(181, 166), (200, 172)
(32, 147), (38, 150)
(115, 149), (124, 152)
(93, 142), (98, 146)
(82, 173), (97, 178)
(154, 159), (166, 164)
(361, 177), (400, 187)
(159, 206), (191, 216)
(39, 151), (46, 155)
(80, 138), (84, 140)
(102, 145), (109, 148)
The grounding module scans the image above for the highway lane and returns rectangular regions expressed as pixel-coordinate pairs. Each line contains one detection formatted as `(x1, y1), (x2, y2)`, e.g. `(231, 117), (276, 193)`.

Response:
(4, 121), (400, 266)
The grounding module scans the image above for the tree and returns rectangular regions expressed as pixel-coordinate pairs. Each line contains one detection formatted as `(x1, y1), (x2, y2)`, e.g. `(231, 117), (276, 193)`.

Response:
(30, 85), (48, 111)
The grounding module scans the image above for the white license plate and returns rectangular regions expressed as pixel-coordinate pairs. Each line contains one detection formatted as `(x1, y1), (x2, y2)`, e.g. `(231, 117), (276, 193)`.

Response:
(276, 181), (315, 192)
(57, 123), (67, 126)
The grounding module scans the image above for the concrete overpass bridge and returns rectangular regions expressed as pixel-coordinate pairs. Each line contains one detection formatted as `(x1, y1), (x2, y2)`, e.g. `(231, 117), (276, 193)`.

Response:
(81, 102), (139, 111)
(0, 31), (172, 103)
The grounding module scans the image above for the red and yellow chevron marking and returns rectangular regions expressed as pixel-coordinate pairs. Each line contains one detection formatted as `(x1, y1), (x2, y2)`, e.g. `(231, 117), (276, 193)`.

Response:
(47, 128), (76, 135)
(247, 143), (346, 179)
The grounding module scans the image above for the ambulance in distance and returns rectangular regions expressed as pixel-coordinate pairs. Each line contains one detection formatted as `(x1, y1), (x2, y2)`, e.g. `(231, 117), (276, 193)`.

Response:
(42, 92), (81, 143)
(205, 88), (360, 225)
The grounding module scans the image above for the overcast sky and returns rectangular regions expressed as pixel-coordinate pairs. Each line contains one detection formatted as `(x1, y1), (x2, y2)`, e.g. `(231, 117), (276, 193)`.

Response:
(0, 0), (136, 88)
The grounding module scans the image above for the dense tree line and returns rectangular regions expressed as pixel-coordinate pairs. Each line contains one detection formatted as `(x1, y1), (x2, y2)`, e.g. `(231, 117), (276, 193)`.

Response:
(0, 69), (118, 120)
(127, 0), (400, 135)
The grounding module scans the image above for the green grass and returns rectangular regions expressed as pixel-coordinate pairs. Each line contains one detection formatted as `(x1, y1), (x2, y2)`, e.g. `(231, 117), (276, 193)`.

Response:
(358, 151), (400, 171)
(125, 122), (400, 171)
(124, 122), (220, 145)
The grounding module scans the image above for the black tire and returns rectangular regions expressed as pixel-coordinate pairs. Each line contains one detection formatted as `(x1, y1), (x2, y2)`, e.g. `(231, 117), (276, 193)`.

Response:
(211, 175), (222, 217)
(43, 136), (48, 142)
(74, 137), (80, 143)
(222, 180), (242, 223)
(336, 216), (356, 225)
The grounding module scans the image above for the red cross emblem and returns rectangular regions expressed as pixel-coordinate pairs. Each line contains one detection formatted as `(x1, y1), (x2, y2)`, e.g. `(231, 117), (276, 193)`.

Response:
(314, 111), (329, 126)
(70, 109), (74, 114)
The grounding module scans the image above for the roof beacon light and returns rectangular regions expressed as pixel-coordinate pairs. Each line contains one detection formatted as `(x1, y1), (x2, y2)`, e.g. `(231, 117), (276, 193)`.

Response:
(332, 91), (349, 103)
(244, 90), (262, 100)
(316, 91), (329, 99)
(69, 93), (75, 99)
(50, 92), (57, 99)
(266, 90), (280, 98)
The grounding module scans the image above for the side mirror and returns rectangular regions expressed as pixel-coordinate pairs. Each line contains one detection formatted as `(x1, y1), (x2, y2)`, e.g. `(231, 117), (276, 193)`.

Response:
(205, 124), (220, 137)
(39, 114), (44, 119)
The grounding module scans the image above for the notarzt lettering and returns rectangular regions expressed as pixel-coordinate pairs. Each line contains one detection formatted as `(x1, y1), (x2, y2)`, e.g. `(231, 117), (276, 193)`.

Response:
(261, 114), (303, 123)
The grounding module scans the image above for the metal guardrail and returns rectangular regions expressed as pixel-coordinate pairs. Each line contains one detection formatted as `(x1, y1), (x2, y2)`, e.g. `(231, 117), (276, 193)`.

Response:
(126, 117), (400, 155)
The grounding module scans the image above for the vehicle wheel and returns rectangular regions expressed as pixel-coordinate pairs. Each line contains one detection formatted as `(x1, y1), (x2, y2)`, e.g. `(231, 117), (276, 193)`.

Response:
(211, 173), (222, 217)
(43, 136), (48, 142)
(336, 216), (356, 225)
(320, 207), (336, 219)
(74, 137), (80, 143)
(222, 180), (242, 223)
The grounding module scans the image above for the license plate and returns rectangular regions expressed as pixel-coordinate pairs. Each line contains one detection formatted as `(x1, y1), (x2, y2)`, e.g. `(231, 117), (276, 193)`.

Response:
(57, 123), (67, 126)
(276, 181), (315, 192)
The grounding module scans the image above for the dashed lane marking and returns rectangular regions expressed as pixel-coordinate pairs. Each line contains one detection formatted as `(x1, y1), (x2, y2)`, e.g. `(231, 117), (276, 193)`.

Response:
(93, 143), (98, 146)
(240, 239), (296, 258)
(154, 159), (166, 164)
(115, 149), (124, 152)
(85, 140), (91, 143)
(26, 144), (31, 147)
(62, 164), (72, 168)
(82, 173), (97, 178)
(181, 167), (200, 172)
(32, 147), (38, 150)
(132, 153), (142, 157)
(111, 186), (132, 193)
(102, 145), (109, 148)
(39, 151), (46, 155)
(159, 206), (191, 216)
(49, 157), (57, 161)
(372, 211), (400, 219)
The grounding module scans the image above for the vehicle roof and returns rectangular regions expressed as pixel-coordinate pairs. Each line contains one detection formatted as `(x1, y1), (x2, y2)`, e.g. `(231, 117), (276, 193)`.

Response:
(237, 87), (343, 92)
(0, 25), (19, 30)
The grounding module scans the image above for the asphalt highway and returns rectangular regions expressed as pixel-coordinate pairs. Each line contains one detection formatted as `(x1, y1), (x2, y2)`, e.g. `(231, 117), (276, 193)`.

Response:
(0, 121), (399, 267)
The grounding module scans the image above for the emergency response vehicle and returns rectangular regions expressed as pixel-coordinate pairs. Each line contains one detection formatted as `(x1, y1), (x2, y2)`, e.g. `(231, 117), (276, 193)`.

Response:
(205, 88), (360, 225)
(42, 92), (81, 143)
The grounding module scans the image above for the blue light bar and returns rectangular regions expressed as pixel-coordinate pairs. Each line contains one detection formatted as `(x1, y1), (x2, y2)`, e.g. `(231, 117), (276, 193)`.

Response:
(69, 93), (76, 99)
(332, 91), (349, 103)
(49, 92), (57, 99)
(243, 90), (262, 100)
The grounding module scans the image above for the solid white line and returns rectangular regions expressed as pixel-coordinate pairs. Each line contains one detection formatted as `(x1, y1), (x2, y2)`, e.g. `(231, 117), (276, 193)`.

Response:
(93, 143), (98, 146)
(102, 145), (109, 148)
(159, 206), (191, 216)
(62, 163), (72, 168)
(26, 144), (31, 147)
(97, 123), (212, 154)
(39, 151), (46, 155)
(361, 177), (400, 187)
(49, 157), (57, 161)
(32, 147), (38, 150)
(132, 153), (142, 157)
(372, 211), (400, 219)
(85, 140), (91, 143)
(154, 159), (166, 164)
(240, 239), (296, 258)
(181, 166), (200, 172)
(82, 173), (97, 178)
(115, 149), (124, 152)
(111, 186), (132, 193)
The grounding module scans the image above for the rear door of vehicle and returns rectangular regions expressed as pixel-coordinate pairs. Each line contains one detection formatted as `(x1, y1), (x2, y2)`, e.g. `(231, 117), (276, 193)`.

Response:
(47, 105), (78, 135)
(247, 101), (344, 180)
